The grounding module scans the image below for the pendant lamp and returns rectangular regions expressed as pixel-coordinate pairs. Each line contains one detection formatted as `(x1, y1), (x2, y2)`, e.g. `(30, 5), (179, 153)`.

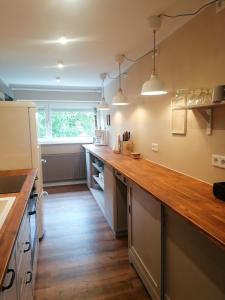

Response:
(141, 16), (167, 96)
(112, 55), (128, 105)
(98, 73), (110, 110)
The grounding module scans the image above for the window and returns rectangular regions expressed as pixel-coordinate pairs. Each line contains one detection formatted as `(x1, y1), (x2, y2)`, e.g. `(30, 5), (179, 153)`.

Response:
(37, 109), (47, 139)
(37, 105), (96, 143)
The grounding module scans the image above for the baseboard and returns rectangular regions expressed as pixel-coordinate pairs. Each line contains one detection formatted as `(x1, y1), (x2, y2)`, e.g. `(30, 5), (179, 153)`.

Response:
(44, 180), (86, 187)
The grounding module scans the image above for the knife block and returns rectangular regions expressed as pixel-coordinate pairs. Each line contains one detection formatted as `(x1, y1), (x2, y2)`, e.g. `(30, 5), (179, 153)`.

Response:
(121, 141), (133, 155)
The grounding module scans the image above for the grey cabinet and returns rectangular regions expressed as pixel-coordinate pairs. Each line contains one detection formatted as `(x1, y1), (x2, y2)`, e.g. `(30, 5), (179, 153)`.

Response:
(0, 206), (33, 300)
(164, 209), (225, 300)
(128, 182), (162, 300)
(0, 248), (17, 300)
(85, 150), (91, 189)
(16, 208), (33, 300)
(104, 164), (115, 231)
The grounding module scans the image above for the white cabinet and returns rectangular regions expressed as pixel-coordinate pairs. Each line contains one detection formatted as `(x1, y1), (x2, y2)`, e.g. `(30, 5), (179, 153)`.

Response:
(164, 209), (225, 300)
(128, 183), (162, 300)
(0, 248), (17, 300)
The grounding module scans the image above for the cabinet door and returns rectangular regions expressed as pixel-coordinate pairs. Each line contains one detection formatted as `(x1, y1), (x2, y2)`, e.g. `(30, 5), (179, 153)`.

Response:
(17, 245), (33, 300)
(104, 164), (115, 231)
(16, 209), (33, 300)
(0, 248), (17, 300)
(164, 209), (225, 300)
(85, 151), (91, 188)
(128, 183), (162, 300)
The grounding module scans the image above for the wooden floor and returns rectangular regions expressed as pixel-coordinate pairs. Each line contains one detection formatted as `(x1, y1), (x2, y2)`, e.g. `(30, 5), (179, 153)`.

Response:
(34, 185), (150, 300)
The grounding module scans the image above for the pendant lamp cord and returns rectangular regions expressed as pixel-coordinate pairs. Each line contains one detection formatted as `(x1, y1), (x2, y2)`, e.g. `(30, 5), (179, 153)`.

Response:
(119, 63), (122, 89)
(153, 30), (156, 75)
(102, 78), (105, 98)
(123, 0), (219, 63)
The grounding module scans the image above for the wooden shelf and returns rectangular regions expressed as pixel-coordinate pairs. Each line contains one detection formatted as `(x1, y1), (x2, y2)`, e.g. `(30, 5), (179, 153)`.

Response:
(93, 175), (104, 190)
(172, 101), (225, 135)
(172, 101), (225, 110)
(92, 162), (103, 173)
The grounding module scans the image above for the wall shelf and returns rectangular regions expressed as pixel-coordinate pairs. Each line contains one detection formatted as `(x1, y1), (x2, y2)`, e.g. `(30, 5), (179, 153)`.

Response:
(172, 101), (225, 111)
(172, 101), (225, 136)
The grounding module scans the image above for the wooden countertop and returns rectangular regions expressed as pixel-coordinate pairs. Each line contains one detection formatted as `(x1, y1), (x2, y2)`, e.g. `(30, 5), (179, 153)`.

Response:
(0, 169), (37, 287)
(83, 144), (225, 250)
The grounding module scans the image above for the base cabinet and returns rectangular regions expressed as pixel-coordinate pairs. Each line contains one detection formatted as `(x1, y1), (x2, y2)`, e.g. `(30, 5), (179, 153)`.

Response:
(164, 209), (225, 300)
(85, 150), (91, 189)
(0, 248), (17, 300)
(104, 164), (115, 231)
(0, 202), (35, 300)
(128, 183), (162, 300)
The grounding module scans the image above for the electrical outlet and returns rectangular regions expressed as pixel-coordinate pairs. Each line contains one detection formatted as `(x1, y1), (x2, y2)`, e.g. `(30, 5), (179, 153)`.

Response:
(216, 0), (225, 13)
(212, 154), (225, 168)
(152, 143), (159, 152)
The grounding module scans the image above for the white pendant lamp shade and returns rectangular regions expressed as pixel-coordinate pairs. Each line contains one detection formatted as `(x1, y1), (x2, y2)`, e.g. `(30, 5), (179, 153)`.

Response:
(98, 73), (110, 111)
(141, 16), (167, 96)
(112, 88), (128, 106)
(141, 74), (167, 96)
(98, 97), (110, 110)
(112, 54), (128, 106)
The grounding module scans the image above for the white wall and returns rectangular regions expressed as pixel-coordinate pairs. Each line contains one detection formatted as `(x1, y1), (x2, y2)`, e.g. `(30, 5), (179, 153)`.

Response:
(102, 5), (225, 184)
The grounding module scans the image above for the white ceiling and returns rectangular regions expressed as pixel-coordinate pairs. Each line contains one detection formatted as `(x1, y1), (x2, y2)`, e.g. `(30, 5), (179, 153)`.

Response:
(0, 0), (208, 88)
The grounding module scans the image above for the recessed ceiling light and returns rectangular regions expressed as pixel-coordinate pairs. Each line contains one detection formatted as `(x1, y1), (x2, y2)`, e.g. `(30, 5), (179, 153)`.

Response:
(56, 76), (61, 82)
(57, 61), (64, 68)
(58, 37), (68, 45)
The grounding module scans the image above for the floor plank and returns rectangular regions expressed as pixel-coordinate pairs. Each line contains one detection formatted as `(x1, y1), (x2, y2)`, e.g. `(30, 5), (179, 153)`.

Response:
(34, 185), (150, 300)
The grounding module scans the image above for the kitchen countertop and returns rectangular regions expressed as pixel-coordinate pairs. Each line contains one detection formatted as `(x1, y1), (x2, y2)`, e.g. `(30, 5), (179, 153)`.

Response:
(83, 144), (225, 250)
(0, 169), (37, 288)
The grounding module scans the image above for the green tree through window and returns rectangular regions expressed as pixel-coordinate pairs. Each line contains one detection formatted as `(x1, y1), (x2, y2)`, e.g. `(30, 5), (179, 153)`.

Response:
(51, 111), (95, 138)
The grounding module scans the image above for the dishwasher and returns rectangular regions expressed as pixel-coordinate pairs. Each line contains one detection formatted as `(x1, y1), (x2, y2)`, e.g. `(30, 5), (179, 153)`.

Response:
(114, 170), (128, 236)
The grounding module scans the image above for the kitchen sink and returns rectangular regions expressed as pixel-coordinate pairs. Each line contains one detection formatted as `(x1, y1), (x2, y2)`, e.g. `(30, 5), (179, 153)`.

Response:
(0, 175), (26, 194)
(0, 197), (16, 229)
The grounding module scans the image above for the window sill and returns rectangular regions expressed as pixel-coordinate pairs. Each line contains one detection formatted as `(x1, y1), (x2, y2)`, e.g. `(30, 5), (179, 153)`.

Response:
(39, 138), (93, 145)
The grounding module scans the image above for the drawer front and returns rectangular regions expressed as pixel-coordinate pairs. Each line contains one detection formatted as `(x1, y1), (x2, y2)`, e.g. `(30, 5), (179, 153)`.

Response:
(16, 212), (30, 270)
(17, 247), (32, 300)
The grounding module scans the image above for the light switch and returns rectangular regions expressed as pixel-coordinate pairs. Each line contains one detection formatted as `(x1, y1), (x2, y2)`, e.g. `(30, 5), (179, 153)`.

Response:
(152, 143), (159, 152)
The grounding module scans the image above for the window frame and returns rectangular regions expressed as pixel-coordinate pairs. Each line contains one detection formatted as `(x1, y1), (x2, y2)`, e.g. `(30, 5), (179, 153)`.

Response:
(36, 102), (97, 144)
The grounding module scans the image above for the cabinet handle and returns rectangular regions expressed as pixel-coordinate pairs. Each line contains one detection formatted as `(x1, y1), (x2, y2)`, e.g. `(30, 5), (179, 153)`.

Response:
(30, 193), (38, 199)
(28, 209), (36, 215)
(24, 241), (31, 253)
(25, 271), (32, 284)
(2, 269), (15, 291)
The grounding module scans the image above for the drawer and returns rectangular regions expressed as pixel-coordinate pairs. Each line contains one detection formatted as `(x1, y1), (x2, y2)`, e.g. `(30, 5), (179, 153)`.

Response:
(16, 212), (30, 271)
(17, 247), (32, 300)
